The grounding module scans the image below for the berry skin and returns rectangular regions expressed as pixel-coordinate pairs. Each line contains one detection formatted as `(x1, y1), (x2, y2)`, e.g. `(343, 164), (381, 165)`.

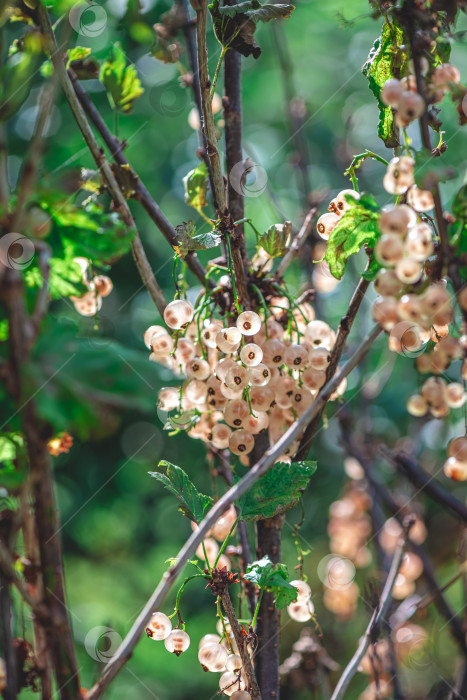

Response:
(443, 457), (467, 481)
(225, 654), (242, 672)
(445, 382), (466, 408)
(407, 185), (434, 213)
(395, 258), (422, 285)
(224, 400), (249, 428)
(378, 205), (414, 236)
(211, 505), (237, 540)
(262, 339), (286, 367)
(211, 423), (232, 449)
(284, 344), (309, 369)
(146, 612), (172, 640)
(372, 296), (398, 331)
(240, 343), (263, 367)
(198, 642), (228, 672)
(199, 634), (221, 648)
(305, 320), (333, 348)
(225, 365), (250, 391)
(405, 225), (434, 261)
(448, 437), (467, 462)
(329, 189), (360, 215)
(186, 358), (211, 381)
(93, 275), (113, 297)
(164, 300), (194, 330)
(290, 579), (312, 602)
(231, 692), (251, 700)
(374, 234), (405, 267)
(236, 311), (261, 336)
(217, 327), (242, 353)
(432, 63), (461, 87)
(287, 600), (314, 622)
(219, 671), (246, 696)
(381, 78), (403, 106)
(374, 269), (403, 297)
(316, 212), (340, 240)
(164, 629), (190, 655)
(144, 325), (166, 350)
(406, 394), (428, 417)
(249, 386), (274, 412)
(229, 429), (255, 456)
(249, 363), (271, 387)
(383, 156), (415, 195)
(396, 91), (425, 123)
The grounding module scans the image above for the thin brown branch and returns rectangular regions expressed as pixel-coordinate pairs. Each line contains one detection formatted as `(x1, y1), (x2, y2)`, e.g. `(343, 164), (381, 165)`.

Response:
(330, 525), (409, 700)
(195, 0), (250, 306)
(220, 591), (261, 700)
(68, 71), (212, 292)
(0, 538), (44, 615)
(295, 273), (372, 460)
(275, 207), (317, 278)
(84, 324), (381, 700)
(380, 447), (467, 523)
(36, 7), (167, 317)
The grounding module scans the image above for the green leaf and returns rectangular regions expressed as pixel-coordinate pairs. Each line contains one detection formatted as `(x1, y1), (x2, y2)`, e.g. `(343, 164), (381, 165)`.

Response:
(0, 32), (42, 121)
(244, 556), (297, 609)
(99, 42), (144, 113)
(362, 22), (408, 148)
(258, 223), (290, 258)
(175, 220), (221, 256)
(0, 434), (27, 490)
(361, 256), (383, 281)
(236, 461), (317, 521)
(149, 461), (214, 523)
(183, 162), (210, 212)
(66, 46), (91, 69)
(325, 201), (380, 280)
(24, 258), (87, 299)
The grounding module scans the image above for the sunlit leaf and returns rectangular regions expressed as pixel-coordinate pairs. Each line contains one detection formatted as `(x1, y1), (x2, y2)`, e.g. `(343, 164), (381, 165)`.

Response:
(149, 460), (214, 523)
(244, 556), (298, 609)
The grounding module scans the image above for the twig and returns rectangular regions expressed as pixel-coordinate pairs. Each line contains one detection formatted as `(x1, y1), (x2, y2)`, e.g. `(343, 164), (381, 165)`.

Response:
(0, 537), (45, 618)
(68, 72), (210, 296)
(220, 591), (261, 700)
(37, 8), (167, 316)
(330, 526), (409, 700)
(275, 207), (317, 278)
(295, 274), (373, 460)
(84, 324), (382, 700)
(196, 0), (250, 307)
(380, 448), (467, 523)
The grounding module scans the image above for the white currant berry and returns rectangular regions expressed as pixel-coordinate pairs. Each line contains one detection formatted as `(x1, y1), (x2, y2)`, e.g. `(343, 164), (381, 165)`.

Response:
(305, 320), (333, 348)
(216, 358), (237, 382)
(262, 339), (286, 367)
(196, 537), (219, 565)
(329, 189), (360, 215)
(381, 78), (403, 106)
(287, 600), (314, 622)
(432, 63), (461, 87)
(231, 692), (251, 700)
(243, 411), (269, 434)
(374, 234), (405, 267)
(301, 367), (326, 392)
(379, 205), (415, 236)
(198, 642), (228, 672)
(229, 429), (255, 456)
(185, 380), (208, 404)
(284, 344), (309, 369)
(211, 423), (233, 449)
(316, 212), (340, 240)
(220, 383), (244, 400)
(158, 387), (180, 411)
(217, 327), (242, 353)
(144, 325), (166, 350)
(186, 358), (211, 381)
(225, 653), (242, 672)
(200, 633), (222, 648)
(249, 386), (274, 411)
(309, 347), (331, 371)
(202, 322), (223, 348)
(397, 91), (425, 123)
(445, 382), (466, 408)
(151, 333), (174, 355)
(175, 337), (196, 365)
(290, 580), (312, 602)
(225, 365), (250, 391)
(374, 269), (403, 297)
(211, 505), (237, 540)
(249, 363), (271, 387)
(406, 394), (428, 417)
(164, 629), (190, 655)
(405, 224), (434, 261)
(240, 343), (263, 366)
(407, 185), (434, 213)
(236, 311), (261, 336)
(146, 612), (172, 640)
(224, 400), (249, 428)
(372, 296), (398, 331)
(164, 300), (194, 330)
(448, 437), (467, 462)
(383, 156), (415, 195)
(219, 671), (246, 696)
(93, 275), (113, 297)
(395, 258), (423, 285)
(443, 457), (467, 481)
(71, 290), (102, 317)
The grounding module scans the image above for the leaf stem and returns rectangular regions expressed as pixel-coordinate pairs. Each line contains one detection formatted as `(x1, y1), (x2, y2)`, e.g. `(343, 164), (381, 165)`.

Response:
(211, 46), (228, 99)
(251, 589), (264, 630)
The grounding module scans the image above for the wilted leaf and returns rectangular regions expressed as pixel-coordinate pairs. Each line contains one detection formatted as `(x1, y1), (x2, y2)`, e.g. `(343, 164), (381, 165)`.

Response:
(149, 460), (214, 523)
(183, 162), (209, 212)
(236, 461), (317, 520)
(362, 22), (408, 148)
(218, 1), (295, 23)
(244, 556), (298, 609)
(99, 42), (144, 113)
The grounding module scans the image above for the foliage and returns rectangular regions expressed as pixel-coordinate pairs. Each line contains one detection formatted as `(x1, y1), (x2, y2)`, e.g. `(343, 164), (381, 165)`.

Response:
(244, 556), (298, 609)
(99, 42), (144, 113)
(149, 461), (214, 523)
(236, 461), (317, 520)
(175, 220), (221, 255)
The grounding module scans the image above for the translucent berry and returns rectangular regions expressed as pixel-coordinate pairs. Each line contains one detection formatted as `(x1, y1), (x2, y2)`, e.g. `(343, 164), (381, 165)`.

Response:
(284, 344), (309, 369)
(202, 322), (223, 348)
(224, 400), (249, 428)
(144, 325), (166, 350)
(244, 411), (269, 434)
(397, 91), (425, 122)
(381, 78), (403, 106)
(395, 258), (422, 285)
(262, 339), (286, 367)
(158, 387), (180, 411)
(164, 629), (190, 655)
(219, 671), (246, 696)
(217, 327), (242, 353)
(407, 185), (434, 213)
(445, 382), (466, 408)
(94, 275), (113, 297)
(225, 365), (250, 391)
(405, 224), (434, 261)
(383, 156), (415, 195)
(309, 347), (331, 371)
(164, 300), (194, 330)
(372, 296), (399, 331)
(146, 612), (172, 640)
(329, 189), (360, 215)
(432, 63), (461, 86)
(200, 634), (222, 648)
(225, 654), (242, 672)
(211, 505), (237, 540)
(374, 269), (403, 297)
(443, 457), (467, 481)
(152, 333), (174, 355)
(216, 358), (237, 382)
(374, 234), (405, 267)
(290, 580), (312, 602)
(305, 320), (333, 348)
(240, 343), (263, 367)
(186, 358), (211, 381)
(231, 692), (251, 700)
(71, 290), (102, 317)
(316, 212), (339, 240)
(236, 311), (261, 336)
(301, 368), (326, 392)
(406, 394), (428, 417)
(249, 386), (274, 411)
(185, 380), (207, 404)
(211, 423), (233, 449)
(448, 437), (467, 462)
(229, 429), (255, 456)
(198, 642), (229, 672)
(249, 363), (271, 387)
(287, 600), (314, 622)
(379, 205), (415, 236)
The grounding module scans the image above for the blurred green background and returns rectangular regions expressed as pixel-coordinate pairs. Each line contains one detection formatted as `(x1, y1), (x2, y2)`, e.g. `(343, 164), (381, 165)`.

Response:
(5, 0), (467, 697)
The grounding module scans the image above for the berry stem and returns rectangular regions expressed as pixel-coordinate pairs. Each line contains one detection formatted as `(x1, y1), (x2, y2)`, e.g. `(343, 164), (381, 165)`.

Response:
(250, 589), (263, 630)
(211, 46), (228, 99)
(225, 232), (242, 314)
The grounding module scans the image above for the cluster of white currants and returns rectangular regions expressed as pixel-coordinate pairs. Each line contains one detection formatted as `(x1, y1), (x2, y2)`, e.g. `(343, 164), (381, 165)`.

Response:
(145, 299), (344, 461)
(70, 257), (113, 316)
(315, 188), (361, 241)
(407, 375), (466, 419)
(381, 62), (461, 129)
(145, 611), (190, 655)
(443, 436), (467, 481)
(199, 628), (249, 698)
